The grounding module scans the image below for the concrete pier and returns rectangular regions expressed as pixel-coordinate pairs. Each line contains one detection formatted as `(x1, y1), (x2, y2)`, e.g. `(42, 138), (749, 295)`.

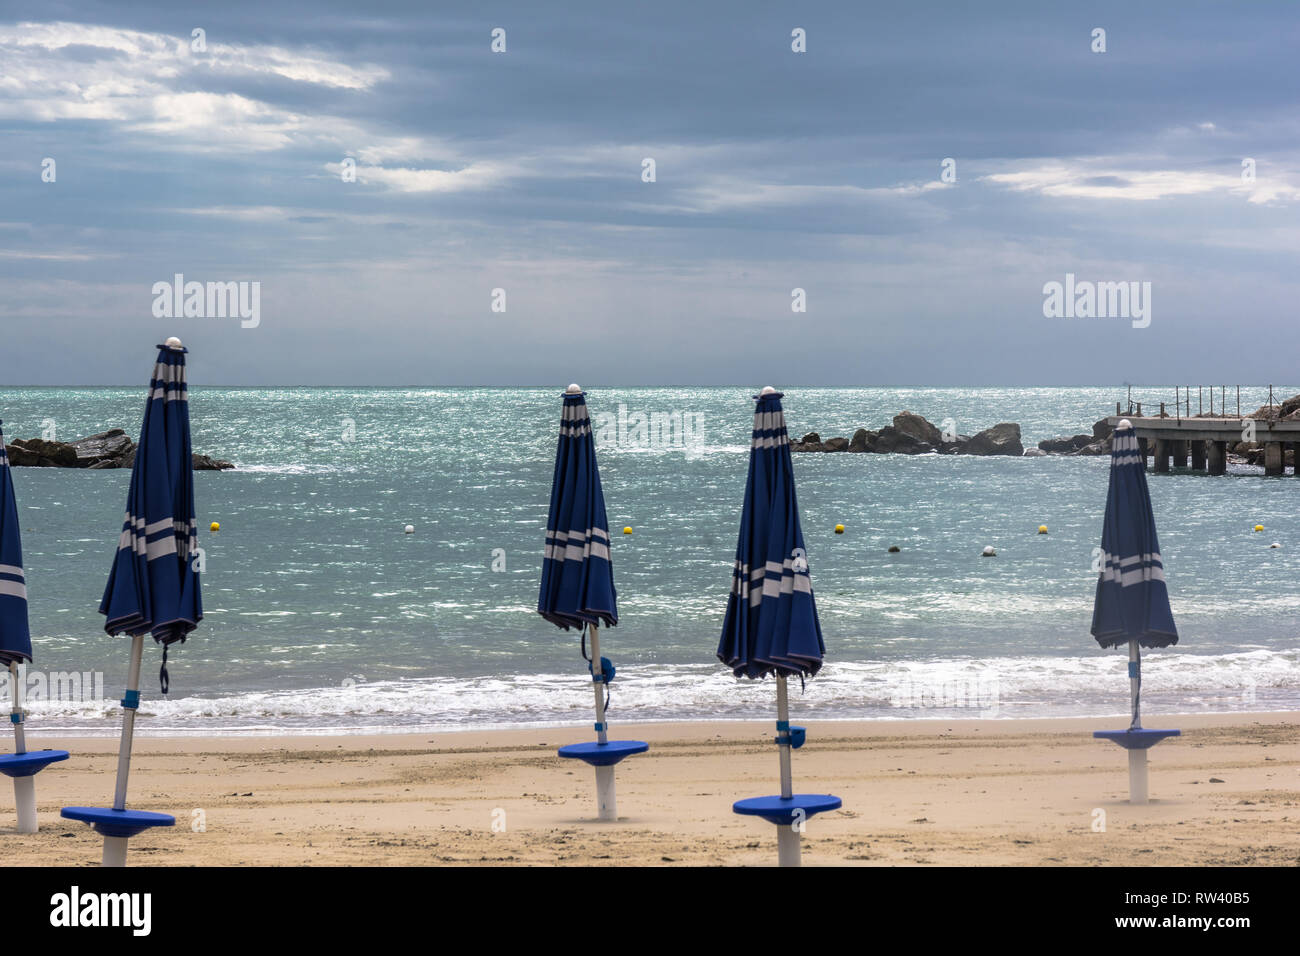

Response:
(1153, 438), (1170, 473)
(1111, 416), (1300, 476)
(1207, 440), (1227, 475)
(1265, 442), (1284, 476)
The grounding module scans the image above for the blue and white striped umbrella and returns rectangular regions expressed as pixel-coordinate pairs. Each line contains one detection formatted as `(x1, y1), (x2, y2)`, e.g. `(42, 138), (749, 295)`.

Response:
(718, 388), (824, 679)
(101, 343), (202, 690)
(1091, 420), (1177, 650)
(0, 424), (31, 668)
(538, 387), (616, 631)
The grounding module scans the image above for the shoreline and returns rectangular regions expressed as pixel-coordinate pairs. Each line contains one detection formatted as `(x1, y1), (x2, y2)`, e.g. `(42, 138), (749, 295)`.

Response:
(22, 706), (1300, 739)
(8, 711), (1297, 866)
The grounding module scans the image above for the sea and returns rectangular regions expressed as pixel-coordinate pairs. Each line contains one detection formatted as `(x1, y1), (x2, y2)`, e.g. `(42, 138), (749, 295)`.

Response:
(2, 385), (1297, 735)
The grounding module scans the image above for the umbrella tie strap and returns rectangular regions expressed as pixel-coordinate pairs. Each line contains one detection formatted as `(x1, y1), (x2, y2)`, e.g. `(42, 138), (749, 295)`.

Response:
(588, 656), (614, 714)
(1128, 659), (1140, 730)
(121, 690), (140, 710)
(159, 645), (170, 696)
(774, 721), (807, 749)
(581, 626), (591, 663)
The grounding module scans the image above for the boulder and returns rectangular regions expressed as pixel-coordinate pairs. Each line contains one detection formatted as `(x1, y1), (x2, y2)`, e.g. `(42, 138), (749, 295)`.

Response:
(1022, 448), (1048, 457)
(194, 454), (235, 471)
(71, 429), (136, 468)
(892, 411), (942, 446)
(848, 428), (876, 453)
(937, 435), (971, 455)
(1092, 418), (1114, 441)
(1038, 434), (1093, 454)
(1249, 393), (1300, 420)
(966, 423), (1023, 457)
(1072, 439), (1112, 456)
(9, 438), (78, 467)
(4, 444), (42, 466)
(791, 432), (823, 452)
(821, 437), (849, 453)
(872, 426), (933, 455)
(5, 429), (228, 470)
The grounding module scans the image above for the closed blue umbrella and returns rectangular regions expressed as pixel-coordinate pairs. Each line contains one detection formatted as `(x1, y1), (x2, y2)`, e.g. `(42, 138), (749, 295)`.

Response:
(0, 422), (69, 832)
(63, 338), (199, 863)
(539, 385), (644, 821)
(722, 388), (838, 866)
(1091, 418), (1180, 803)
(0, 424), (31, 670)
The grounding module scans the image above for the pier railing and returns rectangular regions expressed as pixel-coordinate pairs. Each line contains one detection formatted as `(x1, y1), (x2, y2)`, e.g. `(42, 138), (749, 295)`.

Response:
(1115, 385), (1291, 421)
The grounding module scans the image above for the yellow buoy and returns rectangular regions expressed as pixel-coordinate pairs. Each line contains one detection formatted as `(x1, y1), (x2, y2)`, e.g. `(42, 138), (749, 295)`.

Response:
(834, 524), (845, 534)
(1254, 524), (1264, 532)
(209, 522), (220, 533)
(1038, 525), (1048, 534)
(623, 526), (633, 535)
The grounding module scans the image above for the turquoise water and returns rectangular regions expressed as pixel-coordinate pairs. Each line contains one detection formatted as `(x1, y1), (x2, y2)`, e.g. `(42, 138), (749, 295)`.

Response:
(2, 386), (1297, 733)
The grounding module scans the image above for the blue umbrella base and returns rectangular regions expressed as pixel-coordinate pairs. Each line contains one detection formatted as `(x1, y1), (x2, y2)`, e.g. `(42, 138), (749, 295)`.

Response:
(1094, 729), (1181, 751)
(557, 740), (649, 767)
(0, 750), (70, 778)
(733, 794), (842, 826)
(61, 807), (176, 839)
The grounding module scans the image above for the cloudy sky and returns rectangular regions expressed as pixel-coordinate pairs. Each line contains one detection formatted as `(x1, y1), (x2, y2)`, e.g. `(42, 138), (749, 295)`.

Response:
(1, 1), (1296, 385)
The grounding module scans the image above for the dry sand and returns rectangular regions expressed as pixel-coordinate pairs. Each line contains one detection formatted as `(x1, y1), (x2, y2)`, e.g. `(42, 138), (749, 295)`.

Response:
(3, 713), (1297, 866)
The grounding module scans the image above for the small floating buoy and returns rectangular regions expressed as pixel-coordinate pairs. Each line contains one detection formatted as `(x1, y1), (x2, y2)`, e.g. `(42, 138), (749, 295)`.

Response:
(981, 545), (996, 557)
(623, 526), (632, 535)
(1037, 525), (1048, 535)
(1269, 542), (1281, 549)
(1254, 524), (1264, 532)
(888, 545), (900, 553)
(404, 525), (415, 534)
(209, 522), (220, 533)
(834, 524), (845, 534)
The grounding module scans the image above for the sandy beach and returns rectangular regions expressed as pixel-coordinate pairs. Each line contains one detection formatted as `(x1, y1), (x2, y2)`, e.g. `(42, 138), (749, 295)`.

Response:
(3, 712), (1295, 866)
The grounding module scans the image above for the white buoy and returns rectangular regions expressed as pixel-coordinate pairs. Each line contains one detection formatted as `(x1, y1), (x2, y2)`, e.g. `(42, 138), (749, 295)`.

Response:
(1269, 542), (1281, 549)
(404, 525), (414, 535)
(981, 545), (996, 557)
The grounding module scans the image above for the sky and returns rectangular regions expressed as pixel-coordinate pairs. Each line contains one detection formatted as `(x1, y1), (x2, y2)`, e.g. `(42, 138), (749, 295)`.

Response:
(0, 0), (1297, 386)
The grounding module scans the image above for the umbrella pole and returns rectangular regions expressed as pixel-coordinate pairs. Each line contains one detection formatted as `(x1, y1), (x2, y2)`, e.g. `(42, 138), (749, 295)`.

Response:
(10, 661), (37, 833)
(10, 662), (26, 755)
(588, 623), (617, 821)
(104, 633), (145, 866)
(1127, 639), (1148, 804)
(776, 674), (800, 867)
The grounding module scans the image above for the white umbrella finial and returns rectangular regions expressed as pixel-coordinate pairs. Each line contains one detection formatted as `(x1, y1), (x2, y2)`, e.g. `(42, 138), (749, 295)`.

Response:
(165, 337), (183, 349)
(760, 386), (777, 395)
(565, 383), (582, 394)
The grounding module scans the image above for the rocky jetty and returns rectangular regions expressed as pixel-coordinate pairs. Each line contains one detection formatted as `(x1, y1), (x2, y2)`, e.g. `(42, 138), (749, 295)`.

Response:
(791, 412), (1022, 456)
(1035, 418), (1113, 456)
(4, 429), (233, 470)
(789, 411), (1120, 458)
